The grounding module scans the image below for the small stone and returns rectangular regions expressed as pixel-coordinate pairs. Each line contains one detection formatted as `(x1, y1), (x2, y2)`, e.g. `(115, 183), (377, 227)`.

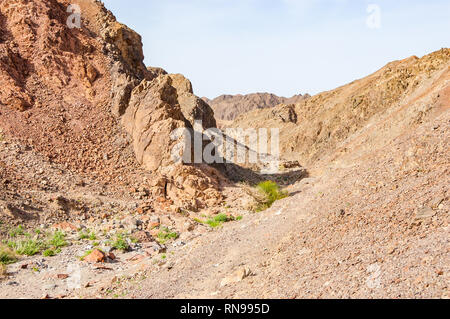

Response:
(142, 242), (165, 255)
(56, 274), (69, 280)
(336, 209), (346, 218)
(165, 262), (175, 270)
(387, 246), (397, 255)
(129, 187), (137, 193)
(150, 216), (160, 223)
(52, 222), (78, 232)
(43, 284), (57, 290)
(148, 221), (160, 230)
(131, 230), (153, 243)
(127, 254), (146, 263)
(84, 282), (93, 288)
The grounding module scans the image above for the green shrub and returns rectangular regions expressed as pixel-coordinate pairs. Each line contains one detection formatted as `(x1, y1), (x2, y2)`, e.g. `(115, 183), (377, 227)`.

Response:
(111, 233), (129, 251)
(206, 220), (222, 228)
(5, 230), (68, 257)
(0, 245), (17, 265)
(78, 230), (89, 240)
(213, 214), (229, 223)
(11, 239), (44, 256)
(206, 214), (232, 228)
(197, 213), (240, 228)
(48, 231), (67, 248)
(79, 229), (96, 241)
(43, 249), (56, 257)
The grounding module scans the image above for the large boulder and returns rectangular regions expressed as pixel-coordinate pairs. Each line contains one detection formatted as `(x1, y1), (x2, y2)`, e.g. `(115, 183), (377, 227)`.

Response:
(169, 73), (193, 95)
(121, 75), (187, 171)
(121, 71), (219, 172)
(119, 71), (224, 210)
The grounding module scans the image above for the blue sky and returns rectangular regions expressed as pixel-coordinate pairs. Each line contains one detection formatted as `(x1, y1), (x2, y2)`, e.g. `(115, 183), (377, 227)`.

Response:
(102, 0), (450, 98)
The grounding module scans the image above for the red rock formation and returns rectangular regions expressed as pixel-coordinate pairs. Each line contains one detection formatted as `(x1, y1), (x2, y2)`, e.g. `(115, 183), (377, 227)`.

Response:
(0, 0), (225, 211)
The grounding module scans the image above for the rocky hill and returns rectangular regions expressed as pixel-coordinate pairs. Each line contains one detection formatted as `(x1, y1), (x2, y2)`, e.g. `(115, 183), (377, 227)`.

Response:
(231, 49), (450, 168)
(0, 0), (448, 300)
(204, 92), (309, 122)
(0, 0), (236, 215)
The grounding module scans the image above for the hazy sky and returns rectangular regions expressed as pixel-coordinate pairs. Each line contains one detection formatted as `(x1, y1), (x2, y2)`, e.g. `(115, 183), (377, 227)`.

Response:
(102, 0), (450, 98)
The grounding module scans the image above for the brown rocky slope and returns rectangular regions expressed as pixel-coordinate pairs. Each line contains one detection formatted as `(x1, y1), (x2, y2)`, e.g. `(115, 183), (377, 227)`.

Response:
(204, 92), (309, 122)
(0, 0), (236, 215)
(111, 48), (449, 299)
(0, 0), (448, 299)
(232, 49), (450, 168)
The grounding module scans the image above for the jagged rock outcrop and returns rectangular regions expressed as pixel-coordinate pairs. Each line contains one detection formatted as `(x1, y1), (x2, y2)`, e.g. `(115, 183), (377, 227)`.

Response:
(147, 66), (167, 79)
(121, 71), (217, 170)
(204, 93), (309, 121)
(0, 0), (137, 178)
(119, 70), (223, 209)
(121, 75), (188, 171)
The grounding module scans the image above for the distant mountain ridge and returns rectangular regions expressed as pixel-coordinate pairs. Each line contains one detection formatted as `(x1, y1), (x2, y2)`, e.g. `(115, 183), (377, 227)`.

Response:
(203, 92), (310, 121)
